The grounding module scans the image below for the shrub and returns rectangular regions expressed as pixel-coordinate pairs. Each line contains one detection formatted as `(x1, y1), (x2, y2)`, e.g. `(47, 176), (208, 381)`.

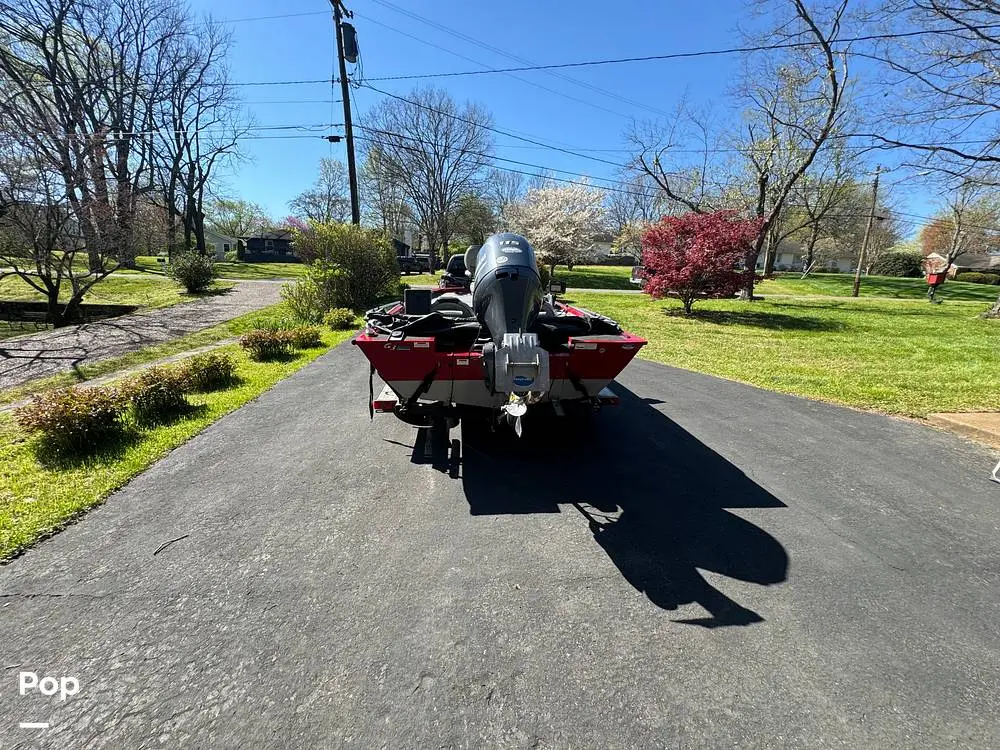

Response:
(167, 252), (216, 293)
(290, 222), (400, 309)
(124, 367), (190, 424)
(223, 250), (238, 262)
(323, 308), (356, 330)
(240, 329), (295, 360)
(14, 386), (126, 455)
(641, 211), (763, 314)
(955, 271), (1000, 285)
(288, 326), (323, 349)
(281, 262), (343, 323)
(178, 351), (237, 392)
(870, 251), (923, 278)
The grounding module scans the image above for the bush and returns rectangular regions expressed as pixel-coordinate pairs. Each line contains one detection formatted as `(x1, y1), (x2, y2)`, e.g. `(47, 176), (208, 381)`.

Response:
(323, 308), (356, 330)
(870, 251), (923, 278)
(223, 250), (238, 262)
(124, 367), (190, 424)
(288, 326), (323, 349)
(167, 252), (216, 292)
(955, 271), (1000, 285)
(594, 255), (639, 266)
(15, 386), (126, 455)
(281, 262), (344, 323)
(178, 351), (237, 392)
(290, 222), (400, 310)
(240, 329), (295, 360)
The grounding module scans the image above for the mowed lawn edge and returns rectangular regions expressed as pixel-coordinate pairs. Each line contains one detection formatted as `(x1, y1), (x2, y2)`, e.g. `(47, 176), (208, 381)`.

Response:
(571, 291), (1000, 418)
(0, 331), (352, 561)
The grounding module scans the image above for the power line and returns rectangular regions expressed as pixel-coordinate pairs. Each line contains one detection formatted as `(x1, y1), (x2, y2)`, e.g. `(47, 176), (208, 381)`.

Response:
(360, 1), (673, 121)
(361, 23), (1000, 82)
(360, 83), (626, 170)
(223, 10), (330, 24)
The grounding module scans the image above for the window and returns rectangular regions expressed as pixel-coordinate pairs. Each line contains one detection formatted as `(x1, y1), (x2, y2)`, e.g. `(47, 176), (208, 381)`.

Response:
(223, 243), (230, 252)
(264, 239), (274, 252)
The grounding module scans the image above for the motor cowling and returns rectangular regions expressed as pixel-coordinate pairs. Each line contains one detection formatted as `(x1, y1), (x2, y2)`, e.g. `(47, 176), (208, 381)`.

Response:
(470, 233), (543, 346)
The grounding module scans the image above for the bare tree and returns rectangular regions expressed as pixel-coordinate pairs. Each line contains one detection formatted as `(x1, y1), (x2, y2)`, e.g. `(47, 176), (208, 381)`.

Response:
(289, 158), (351, 224)
(732, 0), (849, 296)
(868, 1), (1000, 183)
(361, 148), (413, 239)
(924, 180), (1000, 273)
(154, 19), (246, 258)
(0, 144), (118, 325)
(484, 168), (525, 231)
(363, 88), (493, 267)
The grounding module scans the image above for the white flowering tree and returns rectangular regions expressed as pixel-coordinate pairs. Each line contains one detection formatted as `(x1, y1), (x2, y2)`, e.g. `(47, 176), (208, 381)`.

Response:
(507, 183), (606, 275)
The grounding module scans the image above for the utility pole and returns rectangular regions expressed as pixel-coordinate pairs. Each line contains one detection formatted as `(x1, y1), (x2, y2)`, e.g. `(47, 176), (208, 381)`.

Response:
(331, 0), (360, 224)
(852, 167), (882, 298)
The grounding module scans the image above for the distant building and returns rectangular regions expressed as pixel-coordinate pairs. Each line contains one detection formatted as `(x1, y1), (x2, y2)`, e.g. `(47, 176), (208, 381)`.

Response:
(204, 228), (238, 261)
(238, 229), (299, 263)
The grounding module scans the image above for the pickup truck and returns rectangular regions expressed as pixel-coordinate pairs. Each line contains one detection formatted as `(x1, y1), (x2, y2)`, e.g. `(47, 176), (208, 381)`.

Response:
(397, 255), (422, 275)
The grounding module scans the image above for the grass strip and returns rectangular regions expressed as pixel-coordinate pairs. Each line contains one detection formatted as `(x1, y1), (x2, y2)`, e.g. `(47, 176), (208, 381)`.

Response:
(0, 331), (352, 560)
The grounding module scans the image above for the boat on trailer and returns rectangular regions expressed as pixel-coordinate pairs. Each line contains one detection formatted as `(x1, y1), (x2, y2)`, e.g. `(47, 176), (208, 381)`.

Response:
(353, 232), (646, 435)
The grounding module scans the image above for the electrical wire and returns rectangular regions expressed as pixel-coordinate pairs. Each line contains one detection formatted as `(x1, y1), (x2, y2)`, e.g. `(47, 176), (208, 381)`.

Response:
(361, 23), (1000, 82)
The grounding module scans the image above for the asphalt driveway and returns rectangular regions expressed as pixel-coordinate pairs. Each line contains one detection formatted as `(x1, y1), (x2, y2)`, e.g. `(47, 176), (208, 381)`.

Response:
(1, 343), (998, 748)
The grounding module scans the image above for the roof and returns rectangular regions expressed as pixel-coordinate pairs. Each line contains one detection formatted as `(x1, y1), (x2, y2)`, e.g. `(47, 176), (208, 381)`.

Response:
(240, 229), (294, 241)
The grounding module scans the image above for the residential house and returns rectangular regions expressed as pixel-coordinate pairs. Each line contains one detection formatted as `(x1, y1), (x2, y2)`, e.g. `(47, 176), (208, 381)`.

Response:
(758, 240), (855, 273)
(204, 228), (238, 261)
(238, 229), (299, 263)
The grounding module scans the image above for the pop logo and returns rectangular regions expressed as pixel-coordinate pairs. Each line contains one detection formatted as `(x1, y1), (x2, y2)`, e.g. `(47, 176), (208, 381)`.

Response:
(19, 671), (79, 701)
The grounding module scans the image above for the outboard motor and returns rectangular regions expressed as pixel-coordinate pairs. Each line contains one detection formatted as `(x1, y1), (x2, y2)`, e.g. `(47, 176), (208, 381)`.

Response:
(471, 233), (543, 344)
(468, 233), (549, 432)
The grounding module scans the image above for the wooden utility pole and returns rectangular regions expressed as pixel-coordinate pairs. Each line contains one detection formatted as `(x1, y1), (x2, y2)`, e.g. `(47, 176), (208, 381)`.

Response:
(852, 167), (881, 298)
(331, 0), (360, 224)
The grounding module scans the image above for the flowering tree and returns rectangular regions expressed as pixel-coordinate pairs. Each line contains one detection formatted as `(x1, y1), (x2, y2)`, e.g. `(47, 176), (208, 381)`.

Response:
(506, 183), (606, 275)
(642, 211), (763, 315)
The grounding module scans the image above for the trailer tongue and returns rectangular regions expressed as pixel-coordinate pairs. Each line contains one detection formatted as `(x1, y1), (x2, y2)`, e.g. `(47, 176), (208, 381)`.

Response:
(353, 232), (646, 434)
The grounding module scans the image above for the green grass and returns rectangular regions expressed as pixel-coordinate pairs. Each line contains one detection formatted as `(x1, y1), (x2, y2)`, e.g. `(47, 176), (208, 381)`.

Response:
(0, 302), (304, 406)
(0, 330), (352, 560)
(0, 272), (231, 307)
(758, 273), (999, 302)
(571, 291), (1000, 417)
(131, 256), (308, 280)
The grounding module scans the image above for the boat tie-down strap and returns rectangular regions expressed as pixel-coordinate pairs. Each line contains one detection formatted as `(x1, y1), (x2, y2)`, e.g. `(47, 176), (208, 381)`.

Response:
(405, 366), (438, 410)
(567, 368), (590, 400)
(369, 364), (375, 420)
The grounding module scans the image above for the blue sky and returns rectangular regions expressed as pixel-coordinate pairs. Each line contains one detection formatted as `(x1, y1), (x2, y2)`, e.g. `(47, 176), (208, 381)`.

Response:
(200, 0), (937, 236)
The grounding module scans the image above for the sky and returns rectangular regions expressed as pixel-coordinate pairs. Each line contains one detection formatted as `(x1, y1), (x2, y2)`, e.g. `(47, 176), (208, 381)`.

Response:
(197, 0), (941, 238)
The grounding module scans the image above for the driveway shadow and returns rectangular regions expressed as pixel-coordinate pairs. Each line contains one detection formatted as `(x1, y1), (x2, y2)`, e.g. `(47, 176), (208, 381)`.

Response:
(458, 386), (789, 626)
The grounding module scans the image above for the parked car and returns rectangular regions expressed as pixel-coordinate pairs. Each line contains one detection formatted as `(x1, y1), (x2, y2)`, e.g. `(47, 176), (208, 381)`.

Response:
(397, 255), (422, 275)
(413, 254), (432, 273)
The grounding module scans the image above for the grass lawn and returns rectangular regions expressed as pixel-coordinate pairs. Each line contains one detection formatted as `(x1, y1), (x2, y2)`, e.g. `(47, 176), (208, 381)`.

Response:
(758, 273), (999, 302)
(572, 291), (1000, 417)
(0, 328), (353, 560)
(403, 265), (636, 290)
(0, 272), (231, 308)
(130, 256), (308, 280)
(0, 302), (307, 406)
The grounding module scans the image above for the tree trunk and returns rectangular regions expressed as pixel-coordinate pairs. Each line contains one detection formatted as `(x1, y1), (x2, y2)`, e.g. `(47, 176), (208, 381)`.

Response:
(682, 295), (694, 315)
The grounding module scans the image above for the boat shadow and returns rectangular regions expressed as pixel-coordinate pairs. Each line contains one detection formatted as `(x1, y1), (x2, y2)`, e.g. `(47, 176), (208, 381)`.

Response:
(455, 385), (790, 627)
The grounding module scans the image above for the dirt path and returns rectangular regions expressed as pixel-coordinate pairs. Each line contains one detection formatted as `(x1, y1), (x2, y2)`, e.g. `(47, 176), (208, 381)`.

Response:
(0, 281), (280, 391)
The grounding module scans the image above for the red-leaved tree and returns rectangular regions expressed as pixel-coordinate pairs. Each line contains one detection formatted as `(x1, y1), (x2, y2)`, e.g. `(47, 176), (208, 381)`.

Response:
(641, 211), (763, 315)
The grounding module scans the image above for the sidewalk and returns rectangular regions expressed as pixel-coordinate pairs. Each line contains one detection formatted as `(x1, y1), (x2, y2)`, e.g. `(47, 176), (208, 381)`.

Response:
(928, 412), (1000, 449)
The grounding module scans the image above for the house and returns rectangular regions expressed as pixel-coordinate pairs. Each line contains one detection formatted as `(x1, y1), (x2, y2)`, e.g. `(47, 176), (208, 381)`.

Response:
(758, 240), (855, 273)
(238, 230), (299, 263)
(204, 228), (238, 261)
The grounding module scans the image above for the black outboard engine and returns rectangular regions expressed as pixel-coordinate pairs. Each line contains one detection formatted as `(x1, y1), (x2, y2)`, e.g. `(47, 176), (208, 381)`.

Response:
(471, 233), (543, 345)
(468, 234), (549, 423)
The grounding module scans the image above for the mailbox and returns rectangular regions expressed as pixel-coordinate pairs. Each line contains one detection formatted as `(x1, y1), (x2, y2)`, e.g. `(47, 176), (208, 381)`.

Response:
(927, 272), (945, 286)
